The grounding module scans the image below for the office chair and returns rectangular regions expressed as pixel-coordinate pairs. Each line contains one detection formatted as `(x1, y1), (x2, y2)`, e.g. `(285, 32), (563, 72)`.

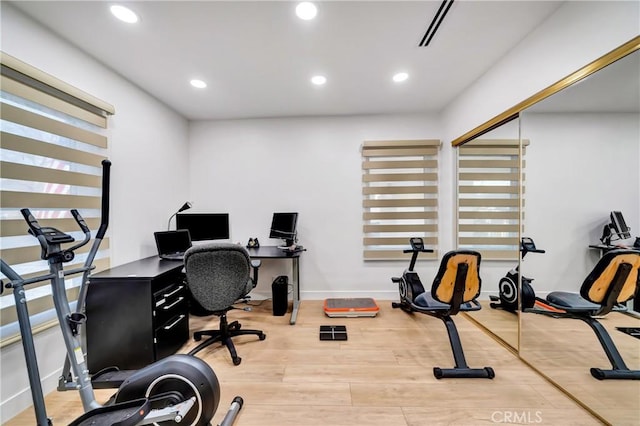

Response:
(534, 249), (640, 380)
(184, 242), (266, 365)
(392, 246), (494, 379)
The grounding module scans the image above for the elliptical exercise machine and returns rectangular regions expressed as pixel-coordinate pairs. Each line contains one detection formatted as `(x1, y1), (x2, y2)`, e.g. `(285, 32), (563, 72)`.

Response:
(489, 237), (545, 313)
(0, 160), (242, 425)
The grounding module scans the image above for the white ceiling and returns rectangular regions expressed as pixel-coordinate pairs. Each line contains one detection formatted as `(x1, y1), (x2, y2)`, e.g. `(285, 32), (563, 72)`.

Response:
(10, 1), (565, 121)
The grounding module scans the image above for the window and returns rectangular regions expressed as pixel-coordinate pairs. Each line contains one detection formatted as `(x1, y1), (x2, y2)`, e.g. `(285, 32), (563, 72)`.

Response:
(362, 139), (440, 260)
(457, 139), (526, 260)
(0, 52), (114, 344)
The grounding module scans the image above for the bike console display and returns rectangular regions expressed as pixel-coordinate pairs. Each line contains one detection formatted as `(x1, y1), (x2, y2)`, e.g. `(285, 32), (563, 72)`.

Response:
(410, 237), (424, 251)
(521, 237), (545, 257)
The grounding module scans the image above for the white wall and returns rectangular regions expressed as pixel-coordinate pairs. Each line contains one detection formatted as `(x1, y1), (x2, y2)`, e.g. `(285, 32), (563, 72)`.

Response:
(521, 113), (640, 293)
(1, 3), (190, 421)
(442, 0), (640, 143)
(188, 114), (446, 299)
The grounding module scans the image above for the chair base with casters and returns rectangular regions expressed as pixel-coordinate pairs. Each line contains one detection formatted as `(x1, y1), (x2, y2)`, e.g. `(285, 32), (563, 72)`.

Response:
(392, 240), (494, 379)
(528, 249), (640, 380)
(188, 311), (266, 365)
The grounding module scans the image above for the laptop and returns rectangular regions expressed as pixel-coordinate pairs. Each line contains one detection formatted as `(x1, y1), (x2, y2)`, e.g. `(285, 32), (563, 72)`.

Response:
(154, 230), (192, 261)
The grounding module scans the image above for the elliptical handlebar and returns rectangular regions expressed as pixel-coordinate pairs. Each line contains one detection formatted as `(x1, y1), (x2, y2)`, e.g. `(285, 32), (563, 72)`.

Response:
(96, 159), (111, 240)
(20, 207), (92, 263)
(17, 160), (111, 263)
(71, 209), (91, 234)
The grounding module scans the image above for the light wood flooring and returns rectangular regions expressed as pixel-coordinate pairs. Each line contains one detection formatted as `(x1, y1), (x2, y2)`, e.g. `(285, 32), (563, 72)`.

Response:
(7, 300), (604, 425)
(464, 299), (519, 349)
(520, 311), (640, 425)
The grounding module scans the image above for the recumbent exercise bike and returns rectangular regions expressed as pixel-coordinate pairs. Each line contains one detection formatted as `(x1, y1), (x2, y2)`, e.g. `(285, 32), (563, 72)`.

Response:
(391, 237), (495, 379)
(0, 160), (242, 425)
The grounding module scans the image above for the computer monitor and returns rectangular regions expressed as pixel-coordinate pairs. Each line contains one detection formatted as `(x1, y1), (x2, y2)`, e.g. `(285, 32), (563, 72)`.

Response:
(269, 212), (298, 246)
(611, 211), (631, 239)
(176, 213), (229, 241)
(600, 211), (631, 245)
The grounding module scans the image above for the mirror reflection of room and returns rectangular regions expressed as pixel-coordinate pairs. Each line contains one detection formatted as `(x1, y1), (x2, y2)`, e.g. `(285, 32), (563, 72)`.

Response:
(519, 49), (640, 425)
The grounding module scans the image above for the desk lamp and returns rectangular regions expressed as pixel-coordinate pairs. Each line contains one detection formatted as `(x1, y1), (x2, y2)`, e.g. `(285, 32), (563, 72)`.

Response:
(167, 201), (192, 230)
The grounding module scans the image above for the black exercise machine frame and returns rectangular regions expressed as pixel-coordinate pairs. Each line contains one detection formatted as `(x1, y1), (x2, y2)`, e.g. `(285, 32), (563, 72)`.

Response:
(529, 253), (639, 380)
(392, 239), (494, 379)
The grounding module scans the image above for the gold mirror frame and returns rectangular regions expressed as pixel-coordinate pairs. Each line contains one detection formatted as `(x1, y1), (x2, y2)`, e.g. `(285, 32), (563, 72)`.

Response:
(451, 36), (640, 148)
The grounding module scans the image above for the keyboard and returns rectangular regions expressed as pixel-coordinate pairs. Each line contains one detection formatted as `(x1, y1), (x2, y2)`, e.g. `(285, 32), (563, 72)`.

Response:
(160, 252), (184, 261)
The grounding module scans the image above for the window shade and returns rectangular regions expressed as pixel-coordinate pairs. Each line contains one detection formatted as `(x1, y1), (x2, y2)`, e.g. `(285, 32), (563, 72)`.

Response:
(457, 139), (526, 260)
(362, 139), (440, 260)
(0, 52), (113, 345)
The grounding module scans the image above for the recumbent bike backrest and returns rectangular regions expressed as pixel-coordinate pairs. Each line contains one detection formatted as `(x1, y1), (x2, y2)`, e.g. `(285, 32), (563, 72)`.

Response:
(432, 250), (482, 306)
(580, 249), (640, 315)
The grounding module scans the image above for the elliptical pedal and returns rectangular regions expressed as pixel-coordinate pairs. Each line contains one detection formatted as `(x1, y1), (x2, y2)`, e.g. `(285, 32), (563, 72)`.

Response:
(91, 367), (135, 389)
(69, 398), (150, 426)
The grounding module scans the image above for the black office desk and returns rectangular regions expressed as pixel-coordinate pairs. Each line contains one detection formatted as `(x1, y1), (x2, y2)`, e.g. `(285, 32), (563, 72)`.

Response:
(246, 246), (303, 325)
(589, 244), (640, 255)
(86, 257), (189, 372)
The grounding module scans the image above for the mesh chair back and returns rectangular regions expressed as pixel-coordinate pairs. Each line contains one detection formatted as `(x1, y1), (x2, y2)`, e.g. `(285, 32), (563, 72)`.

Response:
(184, 242), (253, 312)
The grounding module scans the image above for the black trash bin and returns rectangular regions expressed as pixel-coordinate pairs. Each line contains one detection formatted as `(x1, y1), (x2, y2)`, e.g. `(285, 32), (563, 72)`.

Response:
(272, 276), (288, 316)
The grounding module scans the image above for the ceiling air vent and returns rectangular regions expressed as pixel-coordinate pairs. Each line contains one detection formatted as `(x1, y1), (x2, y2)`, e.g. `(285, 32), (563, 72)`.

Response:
(419, 0), (454, 47)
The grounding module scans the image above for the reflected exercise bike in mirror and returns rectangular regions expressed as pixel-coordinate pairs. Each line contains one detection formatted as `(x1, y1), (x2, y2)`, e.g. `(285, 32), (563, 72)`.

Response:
(528, 249), (640, 380)
(490, 237), (564, 314)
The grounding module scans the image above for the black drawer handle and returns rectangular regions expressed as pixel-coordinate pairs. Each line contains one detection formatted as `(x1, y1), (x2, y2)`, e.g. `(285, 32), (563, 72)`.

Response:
(162, 296), (184, 311)
(164, 314), (186, 330)
(164, 285), (184, 299)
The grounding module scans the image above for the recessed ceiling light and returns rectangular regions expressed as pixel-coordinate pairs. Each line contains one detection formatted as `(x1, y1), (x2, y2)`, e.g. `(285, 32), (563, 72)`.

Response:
(311, 75), (326, 86)
(110, 5), (138, 24)
(190, 79), (207, 89)
(296, 2), (317, 20)
(393, 72), (409, 83)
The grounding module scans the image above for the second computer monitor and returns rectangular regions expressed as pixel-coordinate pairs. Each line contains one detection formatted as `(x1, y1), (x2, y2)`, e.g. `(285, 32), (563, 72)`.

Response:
(269, 212), (298, 245)
(176, 213), (229, 241)
(611, 211), (631, 240)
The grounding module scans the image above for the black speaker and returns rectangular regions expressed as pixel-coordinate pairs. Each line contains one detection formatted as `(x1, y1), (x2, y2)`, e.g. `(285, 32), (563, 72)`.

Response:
(272, 276), (288, 316)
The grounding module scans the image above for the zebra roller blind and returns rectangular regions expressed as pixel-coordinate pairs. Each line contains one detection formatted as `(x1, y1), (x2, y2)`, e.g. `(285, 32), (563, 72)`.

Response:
(457, 139), (526, 260)
(0, 52), (114, 344)
(362, 139), (440, 260)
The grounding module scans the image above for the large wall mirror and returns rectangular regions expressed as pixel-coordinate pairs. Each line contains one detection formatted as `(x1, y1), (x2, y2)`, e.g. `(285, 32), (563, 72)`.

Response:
(456, 118), (522, 351)
(454, 37), (639, 424)
(518, 46), (639, 424)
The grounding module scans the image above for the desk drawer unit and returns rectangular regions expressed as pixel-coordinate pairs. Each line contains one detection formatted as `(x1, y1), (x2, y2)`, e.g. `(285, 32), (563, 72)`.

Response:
(154, 282), (189, 359)
(154, 282), (188, 329)
(86, 258), (189, 373)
